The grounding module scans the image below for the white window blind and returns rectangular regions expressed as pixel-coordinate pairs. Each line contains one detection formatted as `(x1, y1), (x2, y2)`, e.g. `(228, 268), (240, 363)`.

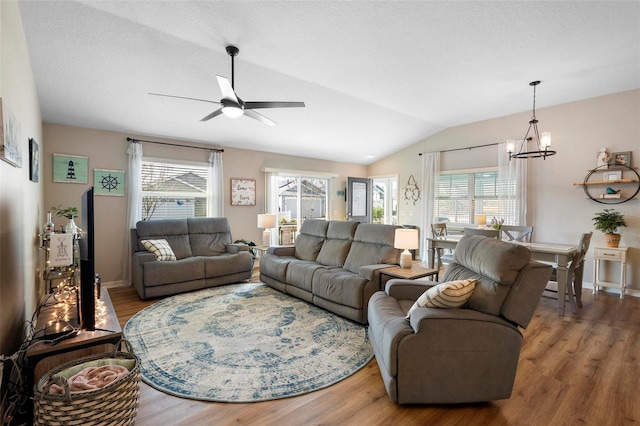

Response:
(141, 160), (208, 220)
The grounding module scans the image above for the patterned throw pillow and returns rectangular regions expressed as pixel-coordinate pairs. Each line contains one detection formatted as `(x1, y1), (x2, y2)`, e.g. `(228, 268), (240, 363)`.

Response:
(405, 279), (477, 319)
(141, 239), (176, 261)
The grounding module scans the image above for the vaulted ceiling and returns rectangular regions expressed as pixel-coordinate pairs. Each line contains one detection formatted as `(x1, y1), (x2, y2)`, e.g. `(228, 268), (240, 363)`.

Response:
(18, 1), (640, 165)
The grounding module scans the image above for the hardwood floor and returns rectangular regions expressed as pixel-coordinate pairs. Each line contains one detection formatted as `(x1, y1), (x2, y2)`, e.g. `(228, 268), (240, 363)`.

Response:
(108, 281), (640, 426)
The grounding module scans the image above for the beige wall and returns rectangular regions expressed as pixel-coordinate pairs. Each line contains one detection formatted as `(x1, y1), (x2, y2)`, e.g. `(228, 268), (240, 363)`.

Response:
(0, 1), (44, 354)
(43, 124), (367, 284)
(369, 89), (640, 295)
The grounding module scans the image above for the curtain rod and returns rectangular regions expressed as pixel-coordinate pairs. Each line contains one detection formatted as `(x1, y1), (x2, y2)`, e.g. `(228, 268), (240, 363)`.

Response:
(418, 142), (499, 156)
(126, 137), (224, 152)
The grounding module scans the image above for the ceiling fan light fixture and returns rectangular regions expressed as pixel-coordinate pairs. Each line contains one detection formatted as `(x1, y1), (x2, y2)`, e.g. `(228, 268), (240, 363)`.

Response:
(222, 105), (244, 118)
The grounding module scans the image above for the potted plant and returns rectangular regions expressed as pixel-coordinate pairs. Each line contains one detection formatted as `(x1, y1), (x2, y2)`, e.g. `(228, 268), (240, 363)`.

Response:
(51, 204), (79, 235)
(592, 208), (627, 247)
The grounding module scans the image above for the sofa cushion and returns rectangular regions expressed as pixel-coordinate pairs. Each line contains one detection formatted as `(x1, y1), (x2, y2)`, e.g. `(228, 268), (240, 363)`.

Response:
(286, 260), (325, 292)
(187, 217), (232, 256)
(136, 219), (192, 259)
(316, 221), (358, 267)
(143, 257), (205, 287)
(344, 224), (401, 273)
(294, 220), (329, 261)
(312, 268), (369, 309)
(441, 235), (531, 316)
(260, 253), (294, 283)
(141, 239), (176, 261)
(405, 279), (476, 318)
(202, 252), (253, 278)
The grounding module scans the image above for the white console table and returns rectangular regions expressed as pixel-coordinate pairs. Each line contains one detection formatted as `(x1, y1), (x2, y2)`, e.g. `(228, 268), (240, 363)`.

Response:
(593, 246), (629, 299)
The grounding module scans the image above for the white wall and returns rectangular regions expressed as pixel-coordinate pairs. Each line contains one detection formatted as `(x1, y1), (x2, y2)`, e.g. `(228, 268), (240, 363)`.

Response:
(369, 89), (640, 295)
(0, 0), (44, 354)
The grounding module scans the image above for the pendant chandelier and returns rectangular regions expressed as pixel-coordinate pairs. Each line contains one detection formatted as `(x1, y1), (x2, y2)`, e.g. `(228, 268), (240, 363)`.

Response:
(508, 81), (556, 160)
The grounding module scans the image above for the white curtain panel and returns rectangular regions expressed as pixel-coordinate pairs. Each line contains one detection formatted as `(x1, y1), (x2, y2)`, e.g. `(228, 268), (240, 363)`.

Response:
(498, 141), (527, 225)
(122, 141), (143, 285)
(265, 172), (279, 245)
(207, 151), (224, 217)
(420, 151), (440, 262)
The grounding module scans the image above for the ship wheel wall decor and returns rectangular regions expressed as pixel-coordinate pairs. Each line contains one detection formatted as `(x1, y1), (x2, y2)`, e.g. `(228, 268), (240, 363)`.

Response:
(403, 174), (421, 205)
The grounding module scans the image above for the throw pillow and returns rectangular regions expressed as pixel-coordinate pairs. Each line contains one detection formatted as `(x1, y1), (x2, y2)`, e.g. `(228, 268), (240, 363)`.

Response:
(141, 239), (176, 261)
(405, 279), (476, 319)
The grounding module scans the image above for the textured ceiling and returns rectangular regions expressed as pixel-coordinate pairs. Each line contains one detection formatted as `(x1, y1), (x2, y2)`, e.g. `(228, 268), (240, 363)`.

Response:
(18, 1), (640, 165)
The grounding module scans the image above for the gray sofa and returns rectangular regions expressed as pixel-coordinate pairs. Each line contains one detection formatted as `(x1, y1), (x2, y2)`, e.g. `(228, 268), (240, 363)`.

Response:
(259, 219), (402, 324)
(131, 217), (254, 299)
(367, 235), (552, 404)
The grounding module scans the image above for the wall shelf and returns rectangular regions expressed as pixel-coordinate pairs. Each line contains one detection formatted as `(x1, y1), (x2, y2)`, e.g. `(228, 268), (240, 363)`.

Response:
(577, 164), (640, 204)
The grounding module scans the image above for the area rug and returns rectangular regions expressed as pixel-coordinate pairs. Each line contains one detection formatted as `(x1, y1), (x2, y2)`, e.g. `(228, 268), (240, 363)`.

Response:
(123, 283), (373, 402)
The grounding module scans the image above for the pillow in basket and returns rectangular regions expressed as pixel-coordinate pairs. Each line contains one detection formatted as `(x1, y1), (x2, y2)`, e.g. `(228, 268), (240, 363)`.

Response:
(405, 279), (476, 319)
(141, 239), (176, 261)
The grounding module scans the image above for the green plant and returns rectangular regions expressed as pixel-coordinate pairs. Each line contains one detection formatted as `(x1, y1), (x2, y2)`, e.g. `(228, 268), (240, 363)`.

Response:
(234, 239), (257, 257)
(51, 204), (78, 219)
(592, 209), (627, 234)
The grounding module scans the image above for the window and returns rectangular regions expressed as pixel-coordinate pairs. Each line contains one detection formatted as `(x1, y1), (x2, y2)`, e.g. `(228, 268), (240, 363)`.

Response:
(435, 169), (517, 225)
(372, 176), (398, 224)
(141, 159), (209, 220)
(276, 175), (328, 224)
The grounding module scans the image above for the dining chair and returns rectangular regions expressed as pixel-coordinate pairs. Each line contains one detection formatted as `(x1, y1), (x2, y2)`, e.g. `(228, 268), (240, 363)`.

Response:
(544, 232), (593, 308)
(463, 227), (499, 238)
(501, 225), (534, 242)
(430, 223), (454, 271)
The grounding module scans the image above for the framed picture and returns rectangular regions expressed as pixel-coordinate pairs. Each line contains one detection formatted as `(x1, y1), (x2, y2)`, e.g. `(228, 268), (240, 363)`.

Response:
(0, 98), (23, 168)
(230, 178), (256, 206)
(612, 151), (632, 167)
(94, 169), (125, 196)
(604, 170), (622, 181)
(29, 138), (39, 182)
(53, 153), (88, 183)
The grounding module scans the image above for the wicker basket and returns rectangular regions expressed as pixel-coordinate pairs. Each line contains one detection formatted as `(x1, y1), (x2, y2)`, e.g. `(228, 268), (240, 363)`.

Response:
(33, 340), (140, 426)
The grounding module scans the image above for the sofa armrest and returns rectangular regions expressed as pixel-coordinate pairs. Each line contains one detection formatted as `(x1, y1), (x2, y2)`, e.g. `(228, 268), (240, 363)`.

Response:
(358, 264), (396, 281)
(267, 245), (295, 256)
(227, 243), (250, 254)
(408, 307), (516, 334)
(385, 279), (436, 300)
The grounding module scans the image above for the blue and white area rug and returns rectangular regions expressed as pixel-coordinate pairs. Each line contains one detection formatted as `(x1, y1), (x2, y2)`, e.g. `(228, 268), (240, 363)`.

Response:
(123, 283), (373, 402)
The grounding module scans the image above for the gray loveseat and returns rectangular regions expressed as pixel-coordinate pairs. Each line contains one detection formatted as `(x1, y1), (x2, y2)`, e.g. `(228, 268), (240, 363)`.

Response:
(367, 235), (552, 404)
(131, 217), (253, 299)
(259, 219), (402, 324)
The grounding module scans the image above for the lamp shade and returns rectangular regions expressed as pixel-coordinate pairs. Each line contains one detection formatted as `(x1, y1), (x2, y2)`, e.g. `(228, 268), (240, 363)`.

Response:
(394, 229), (419, 250)
(257, 214), (276, 229)
(474, 214), (487, 225)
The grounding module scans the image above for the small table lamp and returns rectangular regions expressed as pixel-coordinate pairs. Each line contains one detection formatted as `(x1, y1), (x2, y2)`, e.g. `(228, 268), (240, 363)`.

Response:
(257, 214), (277, 247)
(394, 228), (419, 269)
(474, 214), (487, 227)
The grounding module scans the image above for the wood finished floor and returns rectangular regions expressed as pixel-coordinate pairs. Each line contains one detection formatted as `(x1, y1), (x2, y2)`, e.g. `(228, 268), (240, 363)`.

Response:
(108, 275), (640, 426)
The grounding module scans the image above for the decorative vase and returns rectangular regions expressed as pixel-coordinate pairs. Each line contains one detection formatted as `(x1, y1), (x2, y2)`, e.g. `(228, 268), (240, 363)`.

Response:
(604, 233), (621, 248)
(65, 217), (78, 236)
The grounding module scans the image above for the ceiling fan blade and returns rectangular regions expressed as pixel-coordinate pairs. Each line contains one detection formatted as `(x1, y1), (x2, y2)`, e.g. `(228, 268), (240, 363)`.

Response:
(149, 92), (220, 105)
(216, 76), (239, 102)
(244, 109), (276, 126)
(200, 108), (224, 122)
(244, 101), (305, 109)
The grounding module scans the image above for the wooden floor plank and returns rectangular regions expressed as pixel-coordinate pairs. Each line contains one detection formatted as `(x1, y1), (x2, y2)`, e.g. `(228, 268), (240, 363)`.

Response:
(107, 282), (640, 425)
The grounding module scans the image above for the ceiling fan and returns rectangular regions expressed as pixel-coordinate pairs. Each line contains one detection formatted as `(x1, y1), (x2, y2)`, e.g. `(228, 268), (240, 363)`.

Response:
(149, 45), (305, 126)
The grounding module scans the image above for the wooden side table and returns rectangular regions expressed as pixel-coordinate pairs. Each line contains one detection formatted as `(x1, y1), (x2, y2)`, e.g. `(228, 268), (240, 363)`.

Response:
(593, 246), (629, 299)
(380, 263), (439, 289)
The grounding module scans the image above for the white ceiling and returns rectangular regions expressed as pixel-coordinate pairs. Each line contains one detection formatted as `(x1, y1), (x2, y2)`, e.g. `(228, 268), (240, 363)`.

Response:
(18, 1), (640, 165)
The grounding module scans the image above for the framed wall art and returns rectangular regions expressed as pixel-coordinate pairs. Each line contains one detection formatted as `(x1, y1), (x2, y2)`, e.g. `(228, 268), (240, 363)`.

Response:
(230, 178), (256, 206)
(53, 153), (88, 183)
(94, 169), (125, 196)
(0, 97), (23, 168)
(612, 151), (632, 167)
(29, 138), (39, 182)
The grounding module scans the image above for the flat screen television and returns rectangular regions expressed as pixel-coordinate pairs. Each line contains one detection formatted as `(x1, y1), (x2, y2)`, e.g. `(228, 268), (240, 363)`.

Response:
(79, 187), (95, 330)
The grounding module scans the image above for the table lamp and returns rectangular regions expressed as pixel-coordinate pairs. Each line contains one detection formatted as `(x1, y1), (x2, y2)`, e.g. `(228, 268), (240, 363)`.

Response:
(257, 214), (277, 246)
(394, 228), (419, 269)
(474, 214), (487, 226)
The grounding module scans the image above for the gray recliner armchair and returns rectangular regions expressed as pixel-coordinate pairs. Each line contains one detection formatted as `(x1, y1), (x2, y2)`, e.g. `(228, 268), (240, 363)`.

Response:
(367, 235), (552, 404)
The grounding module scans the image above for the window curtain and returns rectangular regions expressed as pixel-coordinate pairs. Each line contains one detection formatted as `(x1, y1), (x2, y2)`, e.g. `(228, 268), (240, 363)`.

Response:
(420, 151), (440, 262)
(498, 141), (527, 225)
(207, 150), (224, 217)
(265, 172), (279, 245)
(122, 141), (143, 285)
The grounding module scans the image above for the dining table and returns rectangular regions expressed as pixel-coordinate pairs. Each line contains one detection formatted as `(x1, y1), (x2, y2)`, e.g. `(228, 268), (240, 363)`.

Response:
(426, 235), (578, 316)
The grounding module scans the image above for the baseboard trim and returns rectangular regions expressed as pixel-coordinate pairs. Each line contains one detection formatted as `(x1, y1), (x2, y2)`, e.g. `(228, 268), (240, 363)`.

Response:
(582, 282), (639, 299)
